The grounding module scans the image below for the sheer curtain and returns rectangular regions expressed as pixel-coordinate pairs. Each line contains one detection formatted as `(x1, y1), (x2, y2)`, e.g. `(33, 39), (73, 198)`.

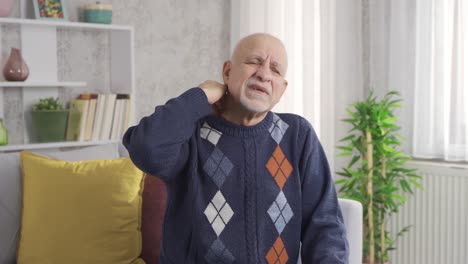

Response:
(413, 0), (468, 161)
(230, 0), (364, 170)
(370, 0), (468, 162)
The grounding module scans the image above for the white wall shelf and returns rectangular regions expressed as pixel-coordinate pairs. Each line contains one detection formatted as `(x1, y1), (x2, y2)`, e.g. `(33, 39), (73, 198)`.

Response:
(0, 140), (120, 152)
(0, 15), (135, 150)
(0, 18), (133, 31)
(0, 81), (86, 87)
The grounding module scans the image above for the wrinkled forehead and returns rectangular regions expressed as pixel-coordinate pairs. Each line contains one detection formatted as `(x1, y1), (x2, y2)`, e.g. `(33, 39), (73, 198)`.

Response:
(233, 35), (288, 70)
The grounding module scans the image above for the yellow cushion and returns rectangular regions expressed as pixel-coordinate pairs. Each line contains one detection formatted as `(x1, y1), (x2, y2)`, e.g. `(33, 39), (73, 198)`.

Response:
(18, 151), (145, 264)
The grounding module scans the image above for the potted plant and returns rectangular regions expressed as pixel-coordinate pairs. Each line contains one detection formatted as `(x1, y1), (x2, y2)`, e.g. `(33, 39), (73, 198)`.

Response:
(335, 91), (422, 264)
(31, 97), (69, 143)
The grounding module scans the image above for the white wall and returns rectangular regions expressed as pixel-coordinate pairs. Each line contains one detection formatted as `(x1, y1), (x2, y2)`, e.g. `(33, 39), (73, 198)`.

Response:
(1, 0), (230, 144)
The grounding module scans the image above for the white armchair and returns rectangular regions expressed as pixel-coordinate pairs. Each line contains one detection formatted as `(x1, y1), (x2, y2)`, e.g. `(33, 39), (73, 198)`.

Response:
(339, 198), (363, 264)
(297, 198), (363, 264)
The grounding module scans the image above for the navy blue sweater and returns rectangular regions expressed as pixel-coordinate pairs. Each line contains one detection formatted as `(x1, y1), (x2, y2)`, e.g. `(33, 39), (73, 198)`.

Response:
(123, 88), (349, 263)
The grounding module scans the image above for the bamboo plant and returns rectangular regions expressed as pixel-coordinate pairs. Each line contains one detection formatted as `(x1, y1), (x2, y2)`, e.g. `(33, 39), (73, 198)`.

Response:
(335, 91), (422, 264)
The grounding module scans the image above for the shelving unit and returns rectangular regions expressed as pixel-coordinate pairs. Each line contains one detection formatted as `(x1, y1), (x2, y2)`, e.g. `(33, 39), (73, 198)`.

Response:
(0, 16), (134, 152)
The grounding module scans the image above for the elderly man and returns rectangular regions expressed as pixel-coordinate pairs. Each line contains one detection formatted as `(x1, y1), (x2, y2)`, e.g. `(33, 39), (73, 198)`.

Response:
(123, 33), (349, 263)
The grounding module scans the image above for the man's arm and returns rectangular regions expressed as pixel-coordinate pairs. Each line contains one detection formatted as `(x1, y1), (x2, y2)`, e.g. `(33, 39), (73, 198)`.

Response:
(299, 119), (349, 263)
(122, 81), (226, 180)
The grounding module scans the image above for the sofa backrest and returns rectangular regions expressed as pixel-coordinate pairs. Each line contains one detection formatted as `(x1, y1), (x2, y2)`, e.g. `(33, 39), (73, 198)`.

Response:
(141, 175), (167, 264)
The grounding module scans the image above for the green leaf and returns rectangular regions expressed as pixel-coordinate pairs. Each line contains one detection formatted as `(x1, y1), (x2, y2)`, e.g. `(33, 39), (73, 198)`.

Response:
(339, 134), (356, 142)
(337, 145), (353, 151)
(400, 180), (413, 194)
(348, 155), (360, 168)
(32, 97), (64, 111)
(336, 171), (351, 177)
(337, 151), (352, 157)
(335, 178), (348, 185)
(391, 193), (407, 203)
(341, 118), (355, 124)
(409, 179), (424, 189)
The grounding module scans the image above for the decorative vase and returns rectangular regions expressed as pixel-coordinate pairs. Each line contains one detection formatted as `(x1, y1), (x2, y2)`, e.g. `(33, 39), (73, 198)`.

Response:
(0, 118), (8, 146)
(0, 0), (13, 17)
(3, 47), (29, 82)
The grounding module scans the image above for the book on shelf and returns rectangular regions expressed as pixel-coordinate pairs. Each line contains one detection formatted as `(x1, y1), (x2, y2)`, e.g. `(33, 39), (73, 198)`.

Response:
(77, 94), (92, 141)
(91, 94), (106, 141)
(122, 97), (131, 136)
(84, 94), (98, 141)
(110, 97), (122, 140)
(110, 94), (130, 140)
(66, 99), (86, 141)
(99, 94), (117, 140)
(68, 92), (130, 142)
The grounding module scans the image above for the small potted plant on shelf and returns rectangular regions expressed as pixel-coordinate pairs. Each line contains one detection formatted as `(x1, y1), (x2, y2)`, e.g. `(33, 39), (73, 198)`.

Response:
(31, 97), (69, 143)
(335, 90), (422, 264)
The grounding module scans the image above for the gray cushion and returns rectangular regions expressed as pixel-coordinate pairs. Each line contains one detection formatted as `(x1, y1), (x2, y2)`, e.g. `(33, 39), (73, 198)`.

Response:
(0, 143), (120, 264)
(0, 152), (21, 264)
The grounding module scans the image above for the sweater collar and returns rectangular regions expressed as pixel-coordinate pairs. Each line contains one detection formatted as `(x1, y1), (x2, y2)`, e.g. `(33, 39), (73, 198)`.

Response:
(206, 111), (273, 138)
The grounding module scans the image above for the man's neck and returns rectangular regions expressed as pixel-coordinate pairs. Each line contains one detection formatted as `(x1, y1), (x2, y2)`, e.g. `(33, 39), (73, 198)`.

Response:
(219, 97), (268, 126)
(221, 111), (267, 126)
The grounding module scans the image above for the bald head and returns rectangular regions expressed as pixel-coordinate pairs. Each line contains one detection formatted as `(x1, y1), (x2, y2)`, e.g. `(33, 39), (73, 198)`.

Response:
(222, 33), (289, 115)
(231, 33), (288, 75)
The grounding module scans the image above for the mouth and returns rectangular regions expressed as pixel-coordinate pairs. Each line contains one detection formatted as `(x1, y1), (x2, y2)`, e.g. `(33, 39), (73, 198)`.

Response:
(248, 84), (269, 95)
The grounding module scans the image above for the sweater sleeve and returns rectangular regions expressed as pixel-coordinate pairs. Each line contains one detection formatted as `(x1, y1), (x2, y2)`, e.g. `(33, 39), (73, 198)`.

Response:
(299, 118), (349, 263)
(122, 87), (212, 181)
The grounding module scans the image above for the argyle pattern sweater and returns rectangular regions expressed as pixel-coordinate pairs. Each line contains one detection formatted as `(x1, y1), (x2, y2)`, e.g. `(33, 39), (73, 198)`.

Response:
(123, 88), (349, 264)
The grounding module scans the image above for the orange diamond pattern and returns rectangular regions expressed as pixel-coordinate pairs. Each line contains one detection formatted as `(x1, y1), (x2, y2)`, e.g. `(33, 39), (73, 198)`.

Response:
(265, 237), (289, 264)
(266, 146), (293, 189)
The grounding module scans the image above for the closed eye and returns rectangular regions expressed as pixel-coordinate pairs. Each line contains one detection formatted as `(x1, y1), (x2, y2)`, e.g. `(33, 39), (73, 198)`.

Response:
(246, 59), (262, 65)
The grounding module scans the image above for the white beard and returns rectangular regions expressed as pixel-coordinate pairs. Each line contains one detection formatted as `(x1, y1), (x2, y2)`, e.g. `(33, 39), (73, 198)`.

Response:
(239, 93), (270, 113)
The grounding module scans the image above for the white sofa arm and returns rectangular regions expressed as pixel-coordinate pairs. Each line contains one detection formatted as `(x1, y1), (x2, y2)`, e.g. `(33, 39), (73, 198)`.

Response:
(297, 198), (363, 264)
(339, 198), (363, 264)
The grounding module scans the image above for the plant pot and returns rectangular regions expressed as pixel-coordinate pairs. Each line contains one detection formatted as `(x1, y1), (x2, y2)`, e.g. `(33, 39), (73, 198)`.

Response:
(31, 110), (69, 143)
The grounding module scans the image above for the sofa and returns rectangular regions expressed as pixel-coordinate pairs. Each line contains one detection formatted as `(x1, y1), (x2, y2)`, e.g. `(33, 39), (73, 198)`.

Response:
(0, 143), (362, 264)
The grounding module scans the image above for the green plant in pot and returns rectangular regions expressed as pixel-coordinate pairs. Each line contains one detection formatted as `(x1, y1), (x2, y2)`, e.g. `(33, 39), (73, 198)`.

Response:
(31, 97), (69, 143)
(335, 91), (422, 264)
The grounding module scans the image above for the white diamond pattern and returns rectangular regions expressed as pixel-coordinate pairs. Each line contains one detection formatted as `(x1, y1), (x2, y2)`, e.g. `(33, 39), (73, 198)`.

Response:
(204, 191), (234, 236)
(212, 191), (225, 210)
(201, 125), (235, 261)
(201, 122), (222, 146)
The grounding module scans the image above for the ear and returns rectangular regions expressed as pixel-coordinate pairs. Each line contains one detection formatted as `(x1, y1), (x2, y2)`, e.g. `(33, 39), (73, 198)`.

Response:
(279, 79), (288, 97)
(222, 61), (232, 84)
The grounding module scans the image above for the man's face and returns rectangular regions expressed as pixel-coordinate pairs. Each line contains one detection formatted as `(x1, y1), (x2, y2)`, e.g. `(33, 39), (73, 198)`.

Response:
(223, 36), (288, 114)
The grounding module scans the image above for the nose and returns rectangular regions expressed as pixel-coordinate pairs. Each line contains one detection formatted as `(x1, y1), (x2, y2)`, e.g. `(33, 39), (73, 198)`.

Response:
(255, 62), (273, 82)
